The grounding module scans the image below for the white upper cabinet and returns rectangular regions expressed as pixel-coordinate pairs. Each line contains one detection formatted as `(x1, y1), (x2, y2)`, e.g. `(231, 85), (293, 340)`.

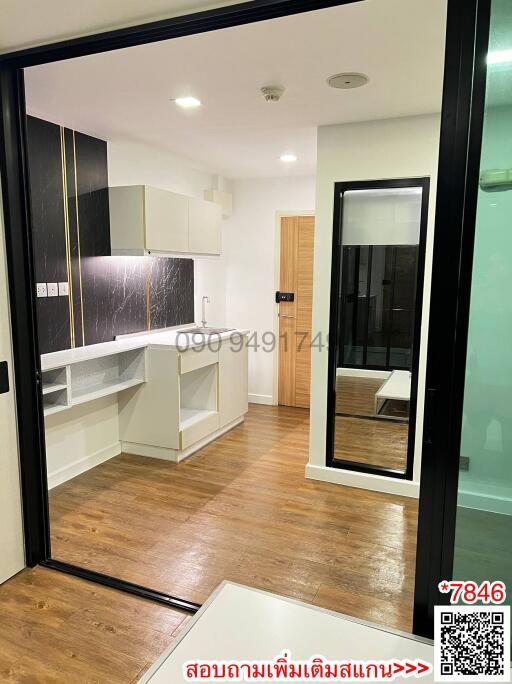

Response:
(189, 196), (222, 254)
(145, 186), (189, 253)
(109, 185), (221, 256)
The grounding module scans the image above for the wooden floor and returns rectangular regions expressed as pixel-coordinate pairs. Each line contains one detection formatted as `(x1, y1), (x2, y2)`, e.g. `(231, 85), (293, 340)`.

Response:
(336, 375), (385, 416)
(0, 566), (189, 683)
(49, 405), (418, 632)
(335, 376), (408, 471)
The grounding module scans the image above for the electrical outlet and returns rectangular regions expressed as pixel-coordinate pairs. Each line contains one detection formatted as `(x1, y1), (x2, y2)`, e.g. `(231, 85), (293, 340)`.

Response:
(58, 282), (69, 296)
(36, 283), (47, 298)
(47, 282), (58, 297)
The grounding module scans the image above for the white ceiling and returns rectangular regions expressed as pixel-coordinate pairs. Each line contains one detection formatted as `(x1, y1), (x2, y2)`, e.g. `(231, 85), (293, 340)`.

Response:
(0, 0), (239, 53)
(24, 0), (447, 179)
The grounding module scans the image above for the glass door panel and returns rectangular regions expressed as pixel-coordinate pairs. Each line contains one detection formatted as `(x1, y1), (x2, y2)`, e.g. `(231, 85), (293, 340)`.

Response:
(453, 0), (512, 623)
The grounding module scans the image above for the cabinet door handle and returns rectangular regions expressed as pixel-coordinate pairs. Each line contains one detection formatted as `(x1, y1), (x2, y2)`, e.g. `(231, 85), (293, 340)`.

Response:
(279, 314), (296, 319)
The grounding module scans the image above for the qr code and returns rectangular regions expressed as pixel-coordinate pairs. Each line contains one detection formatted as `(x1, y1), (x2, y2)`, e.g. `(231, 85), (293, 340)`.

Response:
(435, 606), (510, 681)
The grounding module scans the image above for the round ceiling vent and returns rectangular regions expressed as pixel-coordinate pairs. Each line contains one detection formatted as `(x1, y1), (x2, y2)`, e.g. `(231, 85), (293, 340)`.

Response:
(327, 73), (369, 90)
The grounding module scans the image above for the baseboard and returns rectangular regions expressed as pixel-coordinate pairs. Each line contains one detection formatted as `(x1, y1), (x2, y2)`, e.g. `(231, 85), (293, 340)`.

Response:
(305, 463), (420, 498)
(48, 442), (122, 489)
(336, 368), (390, 380)
(122, 416), (245, 463)
(458, 490), (512, 516)
(120, 441), (179, 461)
(248, 393), (274, 405)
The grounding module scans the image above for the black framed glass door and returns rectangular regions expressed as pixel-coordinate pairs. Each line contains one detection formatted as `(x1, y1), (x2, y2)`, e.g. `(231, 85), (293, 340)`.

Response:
(413, 0), (500, 639)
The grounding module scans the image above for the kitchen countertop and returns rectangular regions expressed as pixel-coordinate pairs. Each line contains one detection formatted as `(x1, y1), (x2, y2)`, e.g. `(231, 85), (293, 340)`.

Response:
(40, 326), (249, 371)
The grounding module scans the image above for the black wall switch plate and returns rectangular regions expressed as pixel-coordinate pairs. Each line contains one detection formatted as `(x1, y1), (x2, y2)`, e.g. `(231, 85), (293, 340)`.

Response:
(0, 361), (9, 394)
(275, 291), (295, 303)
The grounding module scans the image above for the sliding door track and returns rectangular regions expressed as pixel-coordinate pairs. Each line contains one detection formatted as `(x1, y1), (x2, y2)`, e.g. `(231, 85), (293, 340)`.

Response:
(41, 559), (201, 614)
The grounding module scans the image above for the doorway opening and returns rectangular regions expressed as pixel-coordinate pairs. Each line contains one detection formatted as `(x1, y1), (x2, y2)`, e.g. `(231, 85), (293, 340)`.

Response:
(0, 0), (459, 641)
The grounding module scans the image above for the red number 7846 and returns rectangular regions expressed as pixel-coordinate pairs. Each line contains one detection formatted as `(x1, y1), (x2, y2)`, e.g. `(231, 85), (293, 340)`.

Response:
(438, 580), (507, 604)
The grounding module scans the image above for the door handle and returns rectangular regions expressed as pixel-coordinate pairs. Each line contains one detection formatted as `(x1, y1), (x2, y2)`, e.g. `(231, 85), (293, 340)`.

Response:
(0, 361), (9, 394)
(279, 314), (296, 319)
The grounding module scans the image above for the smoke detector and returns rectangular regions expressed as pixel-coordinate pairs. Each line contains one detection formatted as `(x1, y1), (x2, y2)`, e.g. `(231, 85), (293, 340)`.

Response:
(261, 86), (285, 102)
(327, 73), (369, 90)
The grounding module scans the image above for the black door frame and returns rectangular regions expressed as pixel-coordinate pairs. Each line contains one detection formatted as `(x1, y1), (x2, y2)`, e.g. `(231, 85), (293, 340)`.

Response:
(0, 0), (491, 636)
(326, 177), (429, 481)
(413, 0), (491, 637)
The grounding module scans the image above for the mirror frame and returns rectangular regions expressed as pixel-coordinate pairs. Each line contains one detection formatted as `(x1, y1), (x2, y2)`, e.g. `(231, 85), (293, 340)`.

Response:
(325, 177), (430, 480)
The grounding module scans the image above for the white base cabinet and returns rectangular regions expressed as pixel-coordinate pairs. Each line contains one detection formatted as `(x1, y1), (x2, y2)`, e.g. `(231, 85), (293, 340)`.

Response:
(119, 336), (248, 462)
(219, 340), (248, 428)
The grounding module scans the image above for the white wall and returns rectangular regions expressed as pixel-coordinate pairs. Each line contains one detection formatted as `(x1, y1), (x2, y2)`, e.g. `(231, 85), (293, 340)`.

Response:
(107, 138), (227, 325)
(0, 190), (24, 582)
(223, 176), (316, 403)
(307, 114), (441, 497)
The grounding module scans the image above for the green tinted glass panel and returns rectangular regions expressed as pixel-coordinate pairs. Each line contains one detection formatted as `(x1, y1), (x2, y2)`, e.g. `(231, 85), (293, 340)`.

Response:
(453, 0), (512, 621)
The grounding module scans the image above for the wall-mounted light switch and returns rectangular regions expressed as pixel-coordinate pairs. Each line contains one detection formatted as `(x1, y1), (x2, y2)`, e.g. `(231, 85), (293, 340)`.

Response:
(47, 283), (58, 297)
(58, 282), (69, 296)
(36, 283), (48, 298)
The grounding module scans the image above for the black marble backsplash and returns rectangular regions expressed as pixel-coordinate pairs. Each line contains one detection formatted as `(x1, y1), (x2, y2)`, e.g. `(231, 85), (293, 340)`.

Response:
(26, 115), (194, 354)
(79, 256), (194, 347)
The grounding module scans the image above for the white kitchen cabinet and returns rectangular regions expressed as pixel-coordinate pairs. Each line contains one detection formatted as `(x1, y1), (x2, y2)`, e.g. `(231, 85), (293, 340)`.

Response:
(188, 196), (222, 255)
(109, 185), (188, 255)
(118, 347), (180, 450)
(218, 337), (248, 428)
(144, 186), (189, 253)
(109, 185), (222, 256)
(119, 336), (248, 462)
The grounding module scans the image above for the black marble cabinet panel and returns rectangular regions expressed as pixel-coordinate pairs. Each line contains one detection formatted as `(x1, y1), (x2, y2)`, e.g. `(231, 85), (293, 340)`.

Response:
(26, 115), (194, 354)
(74, 131), (111, 258)
(26, 116), (72, 352)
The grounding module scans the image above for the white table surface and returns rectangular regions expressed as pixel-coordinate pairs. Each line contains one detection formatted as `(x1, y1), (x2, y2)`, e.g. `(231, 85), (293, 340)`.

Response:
(139, 582), (434, 683)
(376, 369), (411, 402)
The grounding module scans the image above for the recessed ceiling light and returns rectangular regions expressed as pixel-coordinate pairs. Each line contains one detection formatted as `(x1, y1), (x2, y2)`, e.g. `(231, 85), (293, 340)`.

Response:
(327, 73), (369, 89)
(280, 154), (297, 163)
(487, 49), (512, 65)
(174, 96), (202, 108)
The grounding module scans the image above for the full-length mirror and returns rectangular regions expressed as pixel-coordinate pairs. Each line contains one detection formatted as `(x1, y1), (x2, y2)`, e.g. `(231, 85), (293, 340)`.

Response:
(328, 180), (428, 478)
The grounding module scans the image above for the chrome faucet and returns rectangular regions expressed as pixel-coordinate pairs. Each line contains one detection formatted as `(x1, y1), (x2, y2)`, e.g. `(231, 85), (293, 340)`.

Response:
(201, 296), (210, 328)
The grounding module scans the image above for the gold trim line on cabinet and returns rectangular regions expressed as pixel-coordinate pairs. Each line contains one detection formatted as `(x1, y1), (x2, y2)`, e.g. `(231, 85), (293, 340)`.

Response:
(59, 126), (75, 349)
(72, 130), (85, 347)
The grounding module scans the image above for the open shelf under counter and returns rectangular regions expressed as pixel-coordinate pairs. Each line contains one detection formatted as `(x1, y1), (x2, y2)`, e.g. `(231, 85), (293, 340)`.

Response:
(42, 382), (68, 396)
(69, 347), (146, 407)
(71, 377), (145, 407)
(180, 407), (218, 431)
(43, 402), (69, 417)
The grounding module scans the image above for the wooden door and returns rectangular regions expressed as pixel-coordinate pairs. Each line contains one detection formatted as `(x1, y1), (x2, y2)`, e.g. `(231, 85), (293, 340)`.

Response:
(278, 216), (315, 408)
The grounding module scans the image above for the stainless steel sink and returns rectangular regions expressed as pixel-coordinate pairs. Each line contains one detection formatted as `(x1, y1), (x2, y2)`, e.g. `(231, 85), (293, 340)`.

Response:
(177, 327), (236, 335)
